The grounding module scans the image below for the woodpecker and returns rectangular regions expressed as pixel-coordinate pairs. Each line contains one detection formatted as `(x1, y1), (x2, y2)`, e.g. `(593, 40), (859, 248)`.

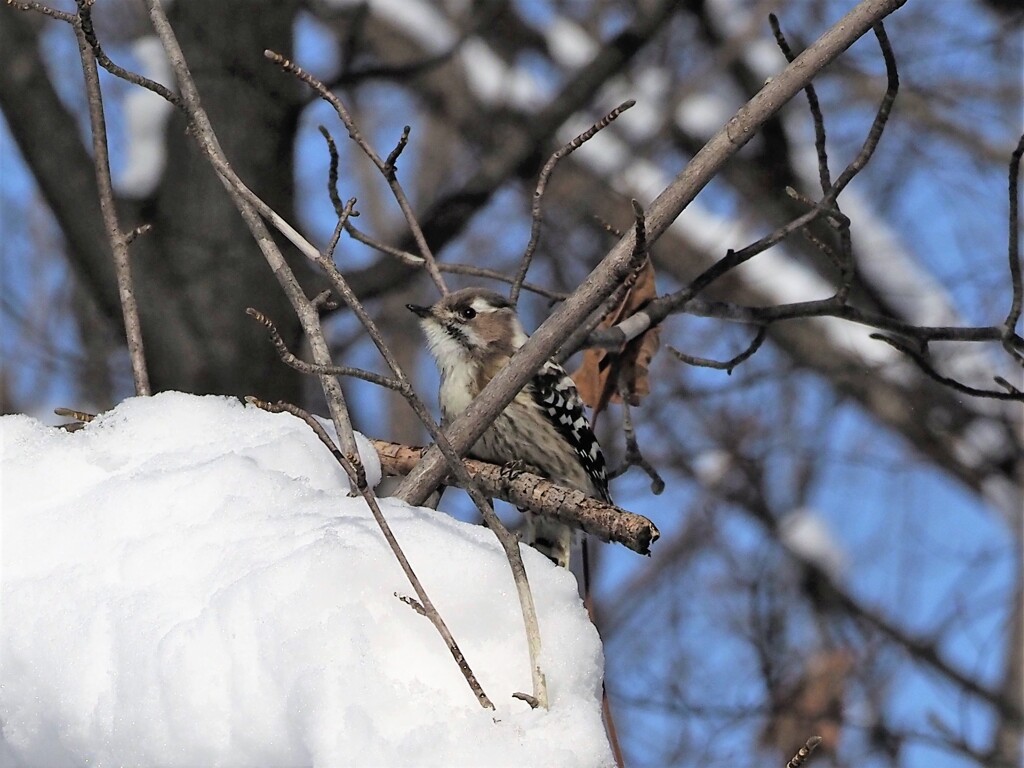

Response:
(407, 287), (610, 568)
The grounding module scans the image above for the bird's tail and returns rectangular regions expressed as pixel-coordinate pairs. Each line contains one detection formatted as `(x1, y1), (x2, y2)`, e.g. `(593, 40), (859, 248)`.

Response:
(524, 513), (575, 568)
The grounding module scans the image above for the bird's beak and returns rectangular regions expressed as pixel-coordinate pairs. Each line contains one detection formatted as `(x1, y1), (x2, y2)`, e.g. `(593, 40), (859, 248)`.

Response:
(406, 303), (432, 318)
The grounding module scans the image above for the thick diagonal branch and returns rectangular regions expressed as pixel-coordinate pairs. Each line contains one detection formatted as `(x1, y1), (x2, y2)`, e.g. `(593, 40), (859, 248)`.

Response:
(395, 0), (910, 507)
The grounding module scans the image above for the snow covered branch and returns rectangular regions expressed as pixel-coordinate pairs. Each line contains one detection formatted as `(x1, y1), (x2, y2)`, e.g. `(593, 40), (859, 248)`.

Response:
(248, 399), (496, 710)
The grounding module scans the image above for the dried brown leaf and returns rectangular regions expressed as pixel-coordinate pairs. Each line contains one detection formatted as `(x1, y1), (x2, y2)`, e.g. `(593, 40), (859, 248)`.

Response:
(572, 257), (660, 420)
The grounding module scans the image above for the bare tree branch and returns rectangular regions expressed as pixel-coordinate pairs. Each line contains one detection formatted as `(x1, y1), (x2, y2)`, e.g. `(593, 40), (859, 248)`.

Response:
(145, 5), (551, 705)
(140, 0), (364, 448)
(7, 0), (74, 23)
(396, 0), (912, 508)
(786, 735), (823, 768)
(589, 20), (900, 362)
(870, 333), (1023, 401)
(265, 50), (448, 295)
(282, 243), (553, 708)
(770, 14), (831, 196)
(606, 390), (665, 496)
(669, 325), (768, 373)
(254, 56), (554, 709)
(509, 99), (636, 305)
(69, 0), (150, 395)
(246, 307), (405, 392)
(371, 440), (660, 555)
(11, 0), (153, 395)
(141, 0), (360, 459)
(326, 0), (682, 303)
(1004, 133), (1024, 359)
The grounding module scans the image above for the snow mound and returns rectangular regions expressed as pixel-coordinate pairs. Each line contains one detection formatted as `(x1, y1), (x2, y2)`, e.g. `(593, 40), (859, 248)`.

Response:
(1, 392), (611, 767)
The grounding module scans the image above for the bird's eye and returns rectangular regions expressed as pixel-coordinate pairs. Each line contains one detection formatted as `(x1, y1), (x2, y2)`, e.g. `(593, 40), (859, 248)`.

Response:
(458, 306), (477, 320)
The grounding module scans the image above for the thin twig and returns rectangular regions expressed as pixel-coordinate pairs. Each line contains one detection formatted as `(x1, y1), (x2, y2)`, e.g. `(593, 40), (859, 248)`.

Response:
(608, 390), (665, 495)
(555, 274), (637, 363)
(7, 0), (74, 23)
(383, 126), (410, 178)
(124, 223), (153, 246)
(247, 398), (494, 710)
(870, 334), (1024, 401)
(582, 17), (1013, 404)
(509, 100), (636, 305)
(246, 308), (405, 392)
(339, 224), (568, 300)
(87, 8), (334, 271)
(659, 178), (848, 322)
(319, 0), (510, 94)
(66, 0), (151, 396)
(1004, 133), (1024, 360)
(771, 15), (858, 300)
(786, 735), (823, 768)
(795, 213), (854, 303)
(590, 294), (1013, 348)
(76, 1), (181, 108)
(994, 376), (1021, 394)
(318, 125), (345, 217)
(325, 196), (359, 262)
(597, 20), (900, 355)
(266, 50), (448, 295)
(827, 22), (898, 200)
(556, 203), (652, 362)
(344, 224), (422, 263)
(54, 407), (96, 423)
(13, 0), (154, 394)
(669, 325), (768, 373)
(438, 265), (569, 301)
(396, 593), (427, 616)
(630, 198), (648, 267)
(311, 290), (339, 311)
(770, 14), (831, 194)
(602, 686), (626, 768)
(142, 0), (360, 461)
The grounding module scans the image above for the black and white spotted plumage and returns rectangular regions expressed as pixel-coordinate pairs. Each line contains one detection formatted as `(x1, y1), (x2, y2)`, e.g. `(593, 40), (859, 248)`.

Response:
(407, 287), (611, 567)
(528, 360), (610, 503)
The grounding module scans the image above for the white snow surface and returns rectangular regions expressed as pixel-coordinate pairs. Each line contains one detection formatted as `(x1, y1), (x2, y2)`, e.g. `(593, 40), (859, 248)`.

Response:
(0, 393), (611, 767)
